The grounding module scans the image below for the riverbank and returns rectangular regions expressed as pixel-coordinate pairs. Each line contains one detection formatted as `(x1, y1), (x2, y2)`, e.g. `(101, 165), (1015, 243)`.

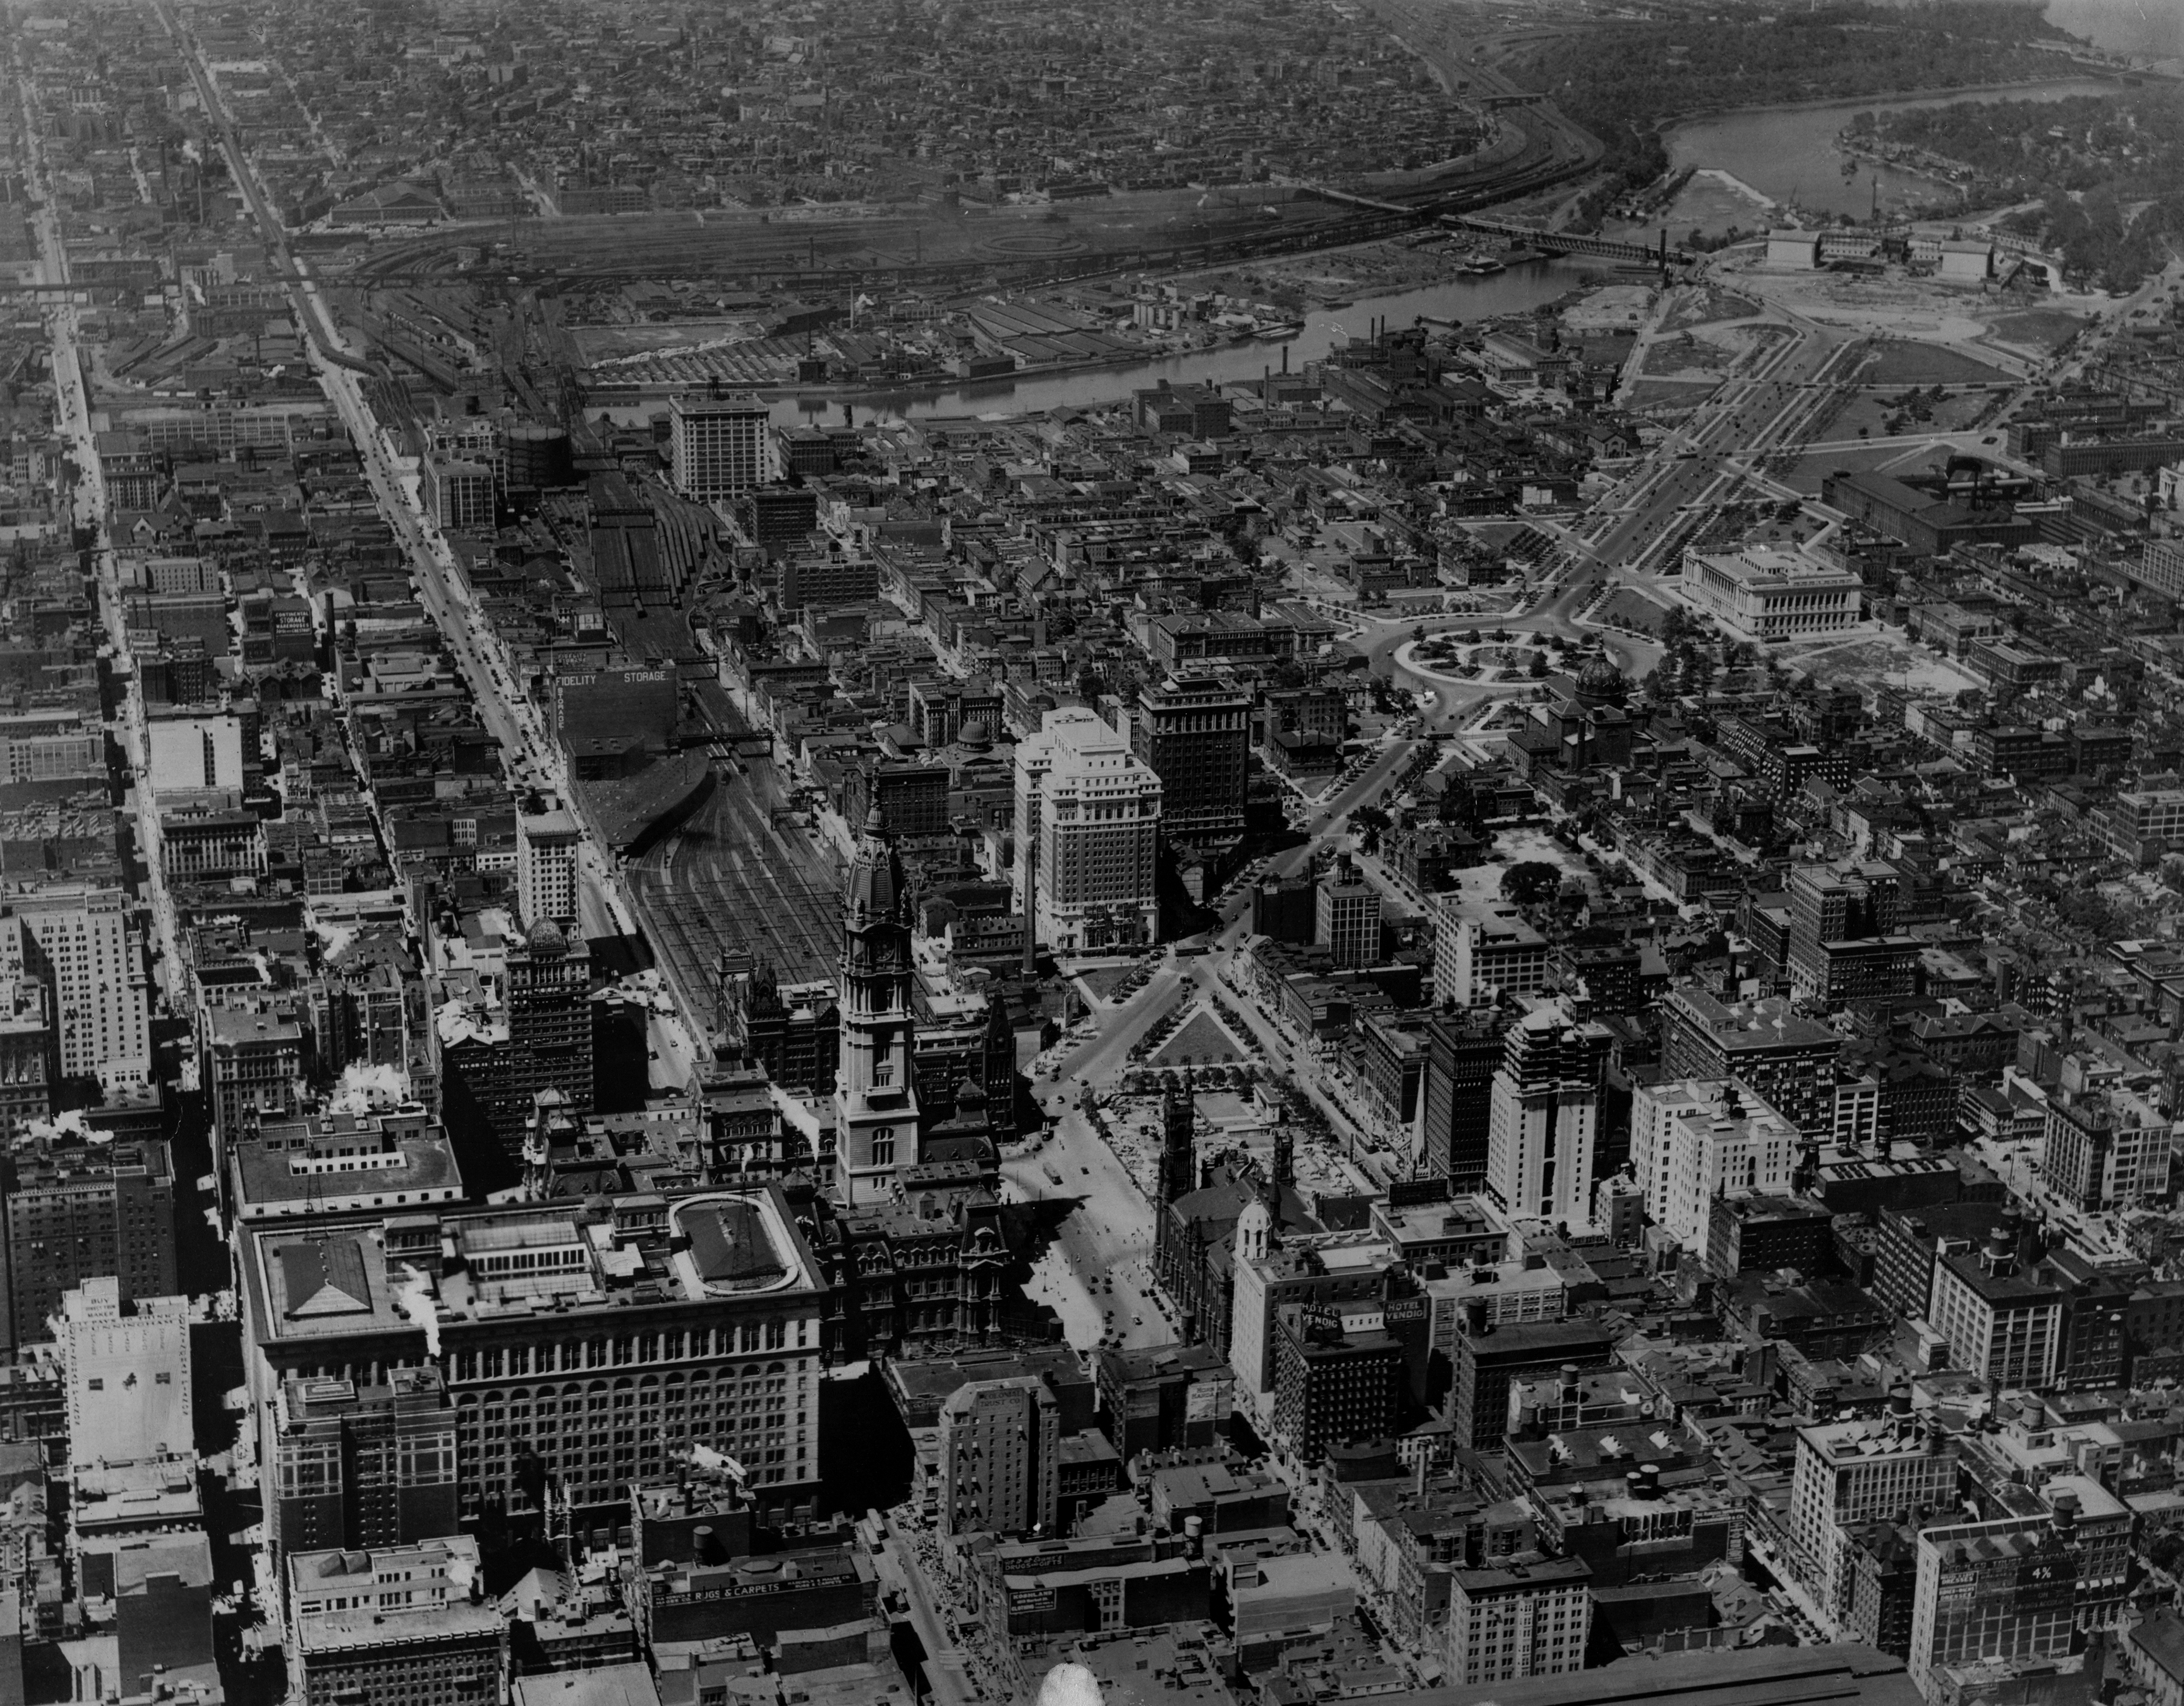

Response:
(589, 259), (1594, 429)
(1654, 76), (2123, 228)
(1654, 70), (2141, 132)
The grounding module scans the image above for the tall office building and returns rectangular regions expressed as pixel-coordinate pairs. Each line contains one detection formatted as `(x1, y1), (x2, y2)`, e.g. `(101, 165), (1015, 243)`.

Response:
(505, 918), (593, 1140)
(1787, 859), (1914, 1001)
(1316, 857), (1381, 970)
(1927, 1227), (2063, 1388)
(517, 808), (581, 933)
(1421, 1011), (1506, 1188)
(1630, 1078), (1799, 1264)
(3, 1125), (176, 1351)
(937, 1375), (1060, 1538)
(1131, 675), (1250, 840)
(1659, 988), (1842, 1137)
(834, 808), (922, 1204)
(240, 1188), (830, 1526)
(1485, 1001), (1613, 1226)
(1272, 1302), (1405, 1463)
(2043, 1086), (2168, 1212)
(272, 1370), (460, 1557)
(1013, 708), (1162, 954)
(1436, 903), (1549, 1007)
(423, 452), (495, 532)
(1444, 1554), (1592, 1686)
(0, 888), (151, 1087)
(670, 394), (773, 501)
(1788, 1410), (1960, 1625)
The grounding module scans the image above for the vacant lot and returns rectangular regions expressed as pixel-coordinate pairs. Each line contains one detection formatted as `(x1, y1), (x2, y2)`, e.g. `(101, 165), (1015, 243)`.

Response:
(1781, 632), (1979, 696)
(1665, 287), (1761, 331)
(1621, 376), (1718, 412)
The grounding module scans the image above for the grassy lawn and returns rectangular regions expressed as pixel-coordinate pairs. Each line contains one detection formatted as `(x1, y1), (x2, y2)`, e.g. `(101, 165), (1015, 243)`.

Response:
(1985, 307), (2089, 354)
(1854, 342), (2014, 386)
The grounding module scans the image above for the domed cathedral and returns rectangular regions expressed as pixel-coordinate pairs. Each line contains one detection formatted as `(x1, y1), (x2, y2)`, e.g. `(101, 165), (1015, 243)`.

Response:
(833, 806), (922, 1205)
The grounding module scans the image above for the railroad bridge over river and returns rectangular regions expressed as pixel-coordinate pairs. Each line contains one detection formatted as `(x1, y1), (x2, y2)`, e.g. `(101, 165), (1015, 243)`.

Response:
(1442, 215), (1698, 269)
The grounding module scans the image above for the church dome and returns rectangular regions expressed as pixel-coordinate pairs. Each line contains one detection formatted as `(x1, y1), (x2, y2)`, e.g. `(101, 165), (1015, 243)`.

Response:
(959, 716), (994, 750)
(1576, 657), (1629, 702)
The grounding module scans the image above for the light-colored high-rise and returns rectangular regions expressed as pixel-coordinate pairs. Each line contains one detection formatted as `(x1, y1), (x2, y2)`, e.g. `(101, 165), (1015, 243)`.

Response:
(670, 394), (773, 501)
(1485, 1000), (1611, 1227)
(1788, 1410), (1959, 1627)
(1013, 708), (1162, 953)
(1629, 1077), (1800, 1262)
(0, 887), (150, 1086)
(517, 808), (581, 932)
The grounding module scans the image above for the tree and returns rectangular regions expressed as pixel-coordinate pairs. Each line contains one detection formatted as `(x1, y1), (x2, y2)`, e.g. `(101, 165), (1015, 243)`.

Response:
(1500, 862), (1562, 906)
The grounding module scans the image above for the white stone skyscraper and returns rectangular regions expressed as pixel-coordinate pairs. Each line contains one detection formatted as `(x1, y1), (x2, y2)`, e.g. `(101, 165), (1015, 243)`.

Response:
(1485, 999), (1613, 1228)
(0, 888), (150, 1088)
(1012, 707), (1162, 954)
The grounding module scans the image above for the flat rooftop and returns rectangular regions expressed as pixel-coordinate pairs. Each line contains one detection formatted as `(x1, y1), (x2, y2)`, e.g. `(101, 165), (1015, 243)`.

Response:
(240, 1189), (818, 1346)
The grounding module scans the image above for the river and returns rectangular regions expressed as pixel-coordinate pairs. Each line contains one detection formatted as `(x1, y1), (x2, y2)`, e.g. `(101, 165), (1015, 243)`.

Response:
(1613, 76), (2125, 238)
(599, 260), (1595, 430)
(2045, 0), (2182, 66)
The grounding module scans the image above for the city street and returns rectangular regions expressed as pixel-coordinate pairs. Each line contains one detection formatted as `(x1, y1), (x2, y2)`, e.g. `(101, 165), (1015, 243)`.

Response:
(12, 52), (189, 1030)
(150, 1), (706, 1081)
